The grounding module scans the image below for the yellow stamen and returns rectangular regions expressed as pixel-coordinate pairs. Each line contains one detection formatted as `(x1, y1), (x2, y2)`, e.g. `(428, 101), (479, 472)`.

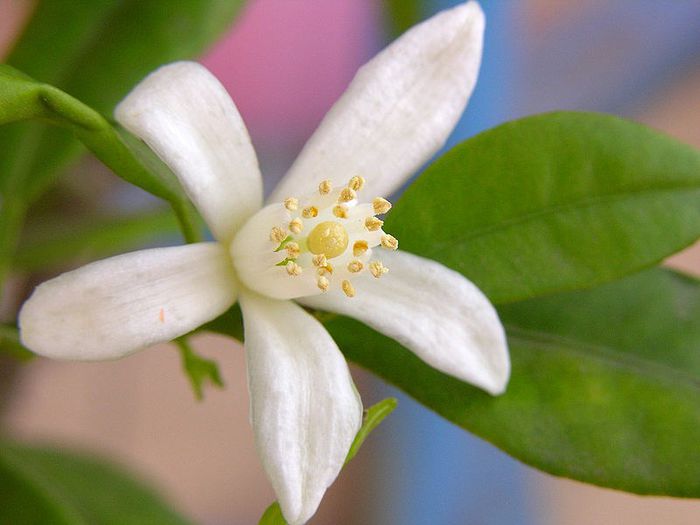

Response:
(372, 197), (392, 215)
(369, 260), (389, 278)
(285, 242), (301, 258)
(347, 260), (363, 273)
(380, 234), (399, 250)
(312, 254), (328, 267)
(317, 276), (330, 292)
(307, 221), (349, 259)
(284, 197), (299, 211)
(365, 216), (384, 231)
(338, 188), (356, 203)
(289, 218), (303, 234)
(286, 261), (302, 276)
(353, 240), (368, 257)
(341, 279), (355, 297)
(333, 204), (349, 219)
(270, 226), (287, 243)
(317, 263), (334, 276)
(348, 176), (365, 191)
(302, 206), (319, 218)
(319, 179), (333, 195)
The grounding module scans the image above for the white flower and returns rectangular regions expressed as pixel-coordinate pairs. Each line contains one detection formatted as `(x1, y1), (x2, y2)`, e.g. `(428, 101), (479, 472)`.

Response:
(18, 3), (508, 524)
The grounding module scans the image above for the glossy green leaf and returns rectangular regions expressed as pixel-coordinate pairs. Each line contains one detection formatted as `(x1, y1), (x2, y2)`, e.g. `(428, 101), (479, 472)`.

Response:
(176, 338), (224, 401)
(387, 112), (700, 304)
(257, 398), (398, 524)
(0, 441), (191, 524)
(322, 268), (700, 497)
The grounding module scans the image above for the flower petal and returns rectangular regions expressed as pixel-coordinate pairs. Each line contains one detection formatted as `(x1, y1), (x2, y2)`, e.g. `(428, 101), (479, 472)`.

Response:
(269, 1), (485, 203)
(299, 250), (509, 395)
(115, 62), (262, 243)
(19, 243), (237, 360)
(239, 293), (362, 525)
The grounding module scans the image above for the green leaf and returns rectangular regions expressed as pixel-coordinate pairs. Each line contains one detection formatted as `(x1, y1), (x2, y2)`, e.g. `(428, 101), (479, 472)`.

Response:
(323, 268), (700, 497)
(176, 338), (224, 401)
(0, 441), (191, 525)
(258, 502), (286, 525)
(387, 112), (700, 304)
(257, 398), (398, 525)
(14, 208), (181, 272)
(345, 397), (398, 464)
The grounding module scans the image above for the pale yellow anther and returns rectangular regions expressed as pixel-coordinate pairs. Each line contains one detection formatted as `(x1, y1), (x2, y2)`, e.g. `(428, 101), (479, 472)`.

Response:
(270, 226), (287, 243)
(373, 197), (392, 215)
(353, 240), (368, 257)
(289, 218), (303, 234)
(342, 279), (355, 298)
(285, 242), (301, 259)
(317, 263), (333, 276)
(333, 204), (349, 219)
(284, 197), (299, 211)
(369, 260), (389, 278)
(317, 276), (330, 292)
(286, 261), (302, 276)
(348, 175), (365, 191)
(312, 254), (328, 267)
(338, 188), (356, 203)
(307, 221), (348, 259)
(319, 179), (333, 195)
(365, 216), (384, 231)
(380, 234), (399, 250)
(347, 260), (363, 273)
(302, 206), (318, 218)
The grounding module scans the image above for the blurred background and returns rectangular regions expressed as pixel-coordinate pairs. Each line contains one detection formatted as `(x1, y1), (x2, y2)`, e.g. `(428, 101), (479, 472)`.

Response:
(2, 0), (700, 523)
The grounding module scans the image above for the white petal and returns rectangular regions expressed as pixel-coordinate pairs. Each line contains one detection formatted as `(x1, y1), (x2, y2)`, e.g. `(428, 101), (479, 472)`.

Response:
(269, 1), (484, 203)
(299, 250), (509, 395)
(239, 293), (362, 525)
(19, 243), (237, 360)
(115, 62), (263, 243)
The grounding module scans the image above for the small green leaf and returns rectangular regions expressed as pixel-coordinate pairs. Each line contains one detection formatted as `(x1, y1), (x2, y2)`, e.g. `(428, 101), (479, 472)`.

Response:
(387, 112), (700, 304)
(258, 502), (286, 525)
(0, 325), (34, 361)
(0, 441), (191, 524)
(257, 398), (398, 524)
(345, 397), (398, 464)
(176, 338), (224, 401)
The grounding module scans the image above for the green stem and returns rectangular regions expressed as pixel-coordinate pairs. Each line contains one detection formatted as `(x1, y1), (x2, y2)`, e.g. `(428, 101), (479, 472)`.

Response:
(171, 200), (202, 244)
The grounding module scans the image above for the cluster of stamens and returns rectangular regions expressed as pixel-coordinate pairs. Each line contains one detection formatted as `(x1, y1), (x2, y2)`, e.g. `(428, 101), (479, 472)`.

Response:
(268, 175), (398, 298)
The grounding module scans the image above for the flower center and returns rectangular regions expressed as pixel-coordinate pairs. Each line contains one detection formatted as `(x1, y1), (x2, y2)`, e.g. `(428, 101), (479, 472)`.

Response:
(241, 175), (399, 299)
(307, 221), (348, 259)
